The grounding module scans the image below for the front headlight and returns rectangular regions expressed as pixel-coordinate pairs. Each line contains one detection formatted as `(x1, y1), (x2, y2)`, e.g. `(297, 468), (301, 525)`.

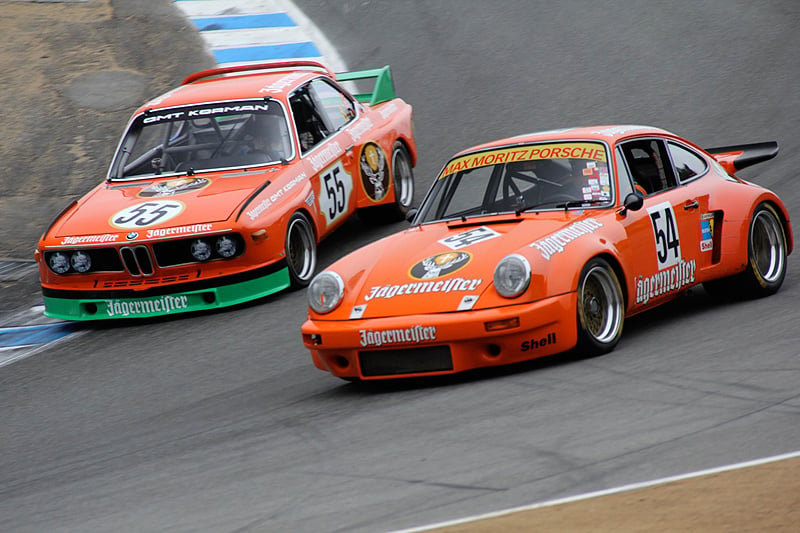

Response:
(308, 271), (345, 314)
(70, 250), (92, 273)
(493, 253), (531, 298)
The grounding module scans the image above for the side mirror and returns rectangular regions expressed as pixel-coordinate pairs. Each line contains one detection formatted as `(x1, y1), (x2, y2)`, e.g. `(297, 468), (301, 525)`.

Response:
(619, 192), (644, 215)
(405, 207), (418, 223)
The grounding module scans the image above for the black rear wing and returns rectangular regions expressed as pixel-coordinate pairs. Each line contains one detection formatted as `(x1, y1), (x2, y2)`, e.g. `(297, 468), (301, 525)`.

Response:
(705, 141), (778, 172)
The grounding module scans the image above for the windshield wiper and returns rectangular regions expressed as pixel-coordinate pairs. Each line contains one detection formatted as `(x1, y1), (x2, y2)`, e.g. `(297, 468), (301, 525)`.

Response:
(516, 198), (606, 215)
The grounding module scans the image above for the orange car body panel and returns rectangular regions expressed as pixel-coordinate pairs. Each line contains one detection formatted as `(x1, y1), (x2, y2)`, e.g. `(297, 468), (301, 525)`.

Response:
(36, 62), (416, 320)
(301, 125), (792, 380)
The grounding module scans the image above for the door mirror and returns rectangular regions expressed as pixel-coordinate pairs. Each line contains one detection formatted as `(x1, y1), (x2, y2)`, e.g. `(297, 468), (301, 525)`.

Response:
(619, 192), (644, 215)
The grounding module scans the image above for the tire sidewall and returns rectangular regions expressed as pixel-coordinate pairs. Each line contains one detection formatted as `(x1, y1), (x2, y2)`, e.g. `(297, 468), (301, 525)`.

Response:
(285, 212), (316, 288)
(576, 257), (624, 355)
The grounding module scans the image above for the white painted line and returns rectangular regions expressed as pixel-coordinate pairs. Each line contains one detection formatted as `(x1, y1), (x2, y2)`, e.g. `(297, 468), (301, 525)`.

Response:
(391, 450), (800, 533)
(0, 328), (86, 369)
(174, 0), (348, 72)
(199, 26), (310, 48)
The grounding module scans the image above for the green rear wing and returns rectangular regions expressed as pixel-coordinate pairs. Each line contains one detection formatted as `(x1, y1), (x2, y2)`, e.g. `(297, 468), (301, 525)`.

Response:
(336, 65), (396, 106)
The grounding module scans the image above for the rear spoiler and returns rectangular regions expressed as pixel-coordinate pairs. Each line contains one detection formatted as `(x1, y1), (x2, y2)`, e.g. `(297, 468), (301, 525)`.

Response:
(705, 141), (778, 174)
(335, 65), (396, 106)
(181, 60), (336, 85)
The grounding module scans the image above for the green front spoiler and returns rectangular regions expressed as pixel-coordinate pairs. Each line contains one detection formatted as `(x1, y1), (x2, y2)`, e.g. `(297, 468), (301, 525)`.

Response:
(43, 267), (290, 321)
(336, 65), (396, 106)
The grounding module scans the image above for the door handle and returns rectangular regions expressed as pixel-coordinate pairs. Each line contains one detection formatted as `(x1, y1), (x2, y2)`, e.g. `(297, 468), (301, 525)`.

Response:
(683, 199), (699, 210)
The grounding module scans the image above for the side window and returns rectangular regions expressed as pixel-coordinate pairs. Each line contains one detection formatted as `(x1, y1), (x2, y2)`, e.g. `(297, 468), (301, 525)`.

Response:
(615, 148), (636, 198)
(308, 79), (356, 132)
(290, 84), (330, 154)
(620, 139), (676, 196)
(668, 142), (707, 183)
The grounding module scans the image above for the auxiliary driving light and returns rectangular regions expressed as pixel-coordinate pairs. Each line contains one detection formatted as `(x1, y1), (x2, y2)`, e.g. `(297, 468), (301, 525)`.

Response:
(190, 239), (212, 261)
(215, 235), (237, 258)
(48, 252), (71, 274)
(70, 250), (92, 273)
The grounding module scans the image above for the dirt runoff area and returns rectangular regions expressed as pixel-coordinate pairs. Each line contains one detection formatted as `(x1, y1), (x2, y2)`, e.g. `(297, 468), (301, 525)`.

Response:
(0, 1), (798, 532)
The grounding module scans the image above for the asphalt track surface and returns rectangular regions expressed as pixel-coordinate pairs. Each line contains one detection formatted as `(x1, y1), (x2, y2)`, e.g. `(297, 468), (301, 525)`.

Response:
(1, 1), (799, 532)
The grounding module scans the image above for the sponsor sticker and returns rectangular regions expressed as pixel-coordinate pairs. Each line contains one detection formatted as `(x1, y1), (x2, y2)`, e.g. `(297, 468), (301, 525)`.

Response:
(635, 258), (697, 305)
(409, 251), (471, 279)
(359, 142), (390, 201)
(440, 142), (607, 177)
(138, 177), (210, 197)
(359, 325), (437, 347)
(61, 234), (119, 246)
(457, 295), (479, 311)
(701, 213), (714, 252)
(104, 295), (190, 317)
(350, 304), (366, 319)
(529, 218), (603, 260)
(145, 224), (213, 239)
(521, 332), (557, 352)
(439, 226), (500, 250)
(364, 277), (482, 301)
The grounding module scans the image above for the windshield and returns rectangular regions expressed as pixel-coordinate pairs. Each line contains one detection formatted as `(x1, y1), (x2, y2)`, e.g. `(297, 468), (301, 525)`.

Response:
(109, 99), (294, 180)
(416, 141), (612, 223)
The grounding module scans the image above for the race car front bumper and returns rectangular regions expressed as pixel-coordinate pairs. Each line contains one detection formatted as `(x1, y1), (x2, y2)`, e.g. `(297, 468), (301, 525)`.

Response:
(301, 291), (578, 380)
(41, 262), (290, 320)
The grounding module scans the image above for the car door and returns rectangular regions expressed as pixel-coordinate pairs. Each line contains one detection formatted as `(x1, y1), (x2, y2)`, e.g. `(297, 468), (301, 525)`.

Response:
(616, 138), (704, 310)
(289, 78), (358, 236)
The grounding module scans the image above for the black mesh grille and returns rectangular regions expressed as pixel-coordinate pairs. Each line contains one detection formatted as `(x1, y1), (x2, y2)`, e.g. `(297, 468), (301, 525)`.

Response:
(358, 346), (453, 377)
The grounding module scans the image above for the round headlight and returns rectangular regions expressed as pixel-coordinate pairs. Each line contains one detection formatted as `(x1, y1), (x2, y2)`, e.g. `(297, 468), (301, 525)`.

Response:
(493, 253), (531, 298)
(215, 235), (237, 258)
(190, 239), (212, 261)
(48, 252), (71, 274)
(70, 251), (92, 273)
(308, 271), (345, 314)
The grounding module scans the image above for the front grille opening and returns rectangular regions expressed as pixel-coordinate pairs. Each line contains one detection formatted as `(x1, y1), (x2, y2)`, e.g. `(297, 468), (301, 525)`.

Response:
(120, 245), (154, 276)
(120, 247), (140, 276)
(358, 345), (453, 377)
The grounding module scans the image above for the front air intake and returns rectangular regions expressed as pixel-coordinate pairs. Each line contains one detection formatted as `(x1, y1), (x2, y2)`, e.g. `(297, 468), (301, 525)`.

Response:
(120, 245), (154, 276)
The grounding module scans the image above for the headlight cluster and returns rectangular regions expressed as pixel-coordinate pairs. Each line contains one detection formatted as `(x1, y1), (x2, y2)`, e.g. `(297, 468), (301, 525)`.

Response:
(46, 250), (92, 274)
(493, 253), (531, 298)
(308, 271), (345, 313)
(189, 235), (240, 262)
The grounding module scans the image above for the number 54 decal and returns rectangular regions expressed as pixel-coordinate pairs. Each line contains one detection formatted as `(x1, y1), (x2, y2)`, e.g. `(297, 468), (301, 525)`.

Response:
(319, 161), (353, 227)
(647, 201), (681, 269)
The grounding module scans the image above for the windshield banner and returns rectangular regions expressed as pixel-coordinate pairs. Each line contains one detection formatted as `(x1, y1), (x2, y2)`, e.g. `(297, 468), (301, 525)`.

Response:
(440, 142), (607, 177)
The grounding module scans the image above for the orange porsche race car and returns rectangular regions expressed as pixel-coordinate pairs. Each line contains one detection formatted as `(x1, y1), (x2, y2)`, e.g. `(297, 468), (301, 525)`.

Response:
(302, 125), (792, 380)
(35, 61), (416, 320)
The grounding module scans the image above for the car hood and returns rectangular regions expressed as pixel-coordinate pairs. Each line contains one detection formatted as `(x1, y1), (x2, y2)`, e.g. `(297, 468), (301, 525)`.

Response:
(330, 211), (607, 320)
(50, 170), (277, 239)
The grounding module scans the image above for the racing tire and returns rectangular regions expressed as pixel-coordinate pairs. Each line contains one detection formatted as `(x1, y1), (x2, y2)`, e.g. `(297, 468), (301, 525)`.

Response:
(359, 142), (415, 224)
(285, 212), (317, 289)
(575, 258), (625, 356)
(704, 203), (787, 300)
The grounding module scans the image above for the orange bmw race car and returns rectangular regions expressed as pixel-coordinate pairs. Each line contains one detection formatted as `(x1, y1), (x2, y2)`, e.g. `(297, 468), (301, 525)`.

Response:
(34, 61), (416, 320)
(301, 125), (792, 380)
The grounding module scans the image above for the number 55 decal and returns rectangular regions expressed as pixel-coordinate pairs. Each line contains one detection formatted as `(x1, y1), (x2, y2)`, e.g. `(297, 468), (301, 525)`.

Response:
(111, 200), (185, 229)
(647, 201), (681, 269)
(319, 161), (353, 227)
